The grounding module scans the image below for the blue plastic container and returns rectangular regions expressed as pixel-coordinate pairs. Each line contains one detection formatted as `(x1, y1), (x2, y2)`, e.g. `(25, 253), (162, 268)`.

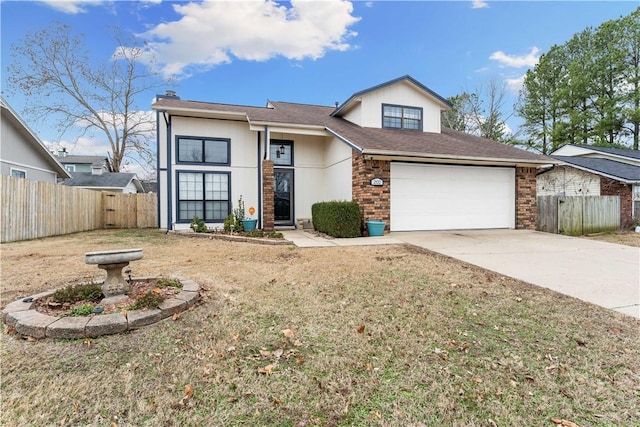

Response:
(242, 219), (258, 231)
(366, 220), (386, 237)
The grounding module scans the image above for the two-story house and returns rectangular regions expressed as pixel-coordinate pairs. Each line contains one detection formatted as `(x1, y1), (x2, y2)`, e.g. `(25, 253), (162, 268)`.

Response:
(152, 75), (552, 232)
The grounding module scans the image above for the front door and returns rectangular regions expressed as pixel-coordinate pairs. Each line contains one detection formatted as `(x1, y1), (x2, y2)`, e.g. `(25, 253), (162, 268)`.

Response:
(274, 169), (294, 224)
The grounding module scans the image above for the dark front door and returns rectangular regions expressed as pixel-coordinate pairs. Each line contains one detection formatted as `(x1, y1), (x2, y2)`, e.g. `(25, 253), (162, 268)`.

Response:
(274, 169), (293, 224)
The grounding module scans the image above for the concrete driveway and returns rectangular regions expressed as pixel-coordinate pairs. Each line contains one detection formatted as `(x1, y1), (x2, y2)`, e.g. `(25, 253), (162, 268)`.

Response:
(390, 229), (640, 319)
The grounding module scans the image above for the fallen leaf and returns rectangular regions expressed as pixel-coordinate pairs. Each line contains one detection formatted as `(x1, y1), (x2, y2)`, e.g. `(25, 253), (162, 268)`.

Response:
(273, 398), (282, 405)
(273, 348), (284, 359)
(551, 418), (581, 427)
(83, 338), (92, 348)
(184, 384), (194, 398)
(5, 325), (16, 335)
(258, 364), (275, 375)
(282, 329), (295, 339)
(172, 312), (181, 321)
(515, 297), (523, 302)
(295, 355), (305, 365)
(357, 324), (365, 334)
(471, 376), (483, 384)
(259, 349), (271, 357)
(293, 339), (303, 347)
(26, 336), (37, 342)
(153, 288), (163, 295)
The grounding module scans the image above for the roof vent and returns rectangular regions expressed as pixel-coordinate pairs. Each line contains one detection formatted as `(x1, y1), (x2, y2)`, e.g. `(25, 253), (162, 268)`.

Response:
(334, 102), (339, 108)
(166, 90), (177, 97)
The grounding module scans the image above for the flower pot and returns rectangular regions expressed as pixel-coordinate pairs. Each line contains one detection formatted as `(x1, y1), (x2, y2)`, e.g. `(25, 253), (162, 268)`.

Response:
(242, 219), (258, 232)
(366, 220), (386, 237)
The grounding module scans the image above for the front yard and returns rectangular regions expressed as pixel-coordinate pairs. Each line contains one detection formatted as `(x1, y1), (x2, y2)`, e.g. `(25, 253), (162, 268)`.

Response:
(1, 229), (638, 426)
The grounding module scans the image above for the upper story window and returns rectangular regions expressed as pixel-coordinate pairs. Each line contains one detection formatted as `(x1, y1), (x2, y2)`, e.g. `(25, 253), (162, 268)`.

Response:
(382, 104), (422, 130)
(177, 136), (230, 165)
(65, 165), (76, 172)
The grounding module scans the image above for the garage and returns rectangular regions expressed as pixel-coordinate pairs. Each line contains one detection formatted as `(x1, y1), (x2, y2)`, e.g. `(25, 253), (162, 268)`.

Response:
(390, 163), (515, 231)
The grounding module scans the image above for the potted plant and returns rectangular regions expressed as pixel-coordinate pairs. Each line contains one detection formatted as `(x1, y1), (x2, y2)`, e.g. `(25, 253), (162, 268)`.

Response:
(366, 219), (386, 237)
(233, 195), (258, 232)
(242, 206), (258, 232)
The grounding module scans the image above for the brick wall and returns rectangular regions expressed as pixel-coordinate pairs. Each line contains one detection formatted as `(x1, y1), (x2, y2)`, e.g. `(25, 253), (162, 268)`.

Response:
(516, 167), (537, 230)
(352, 153), (390, 234)
(262, 160), (274, 231)
(600, 177), (633, 228)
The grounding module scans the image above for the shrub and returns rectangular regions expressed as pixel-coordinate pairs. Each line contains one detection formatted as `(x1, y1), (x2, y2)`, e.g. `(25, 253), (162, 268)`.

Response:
(245, 229), (264, 238)
(267, 231), (284, 239)
(190, 216), (208, 233)
(156, 277), (182, 289)
(52, 284), (103, 304)
(129, 291), (165, 310)
(311, 201), (361, 238)
(68, 304), (95, 317)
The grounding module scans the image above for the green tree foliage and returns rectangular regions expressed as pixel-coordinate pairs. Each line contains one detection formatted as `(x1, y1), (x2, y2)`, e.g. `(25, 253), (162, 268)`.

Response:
(517, 8), (640, 151)
(7, 22), (166, 172)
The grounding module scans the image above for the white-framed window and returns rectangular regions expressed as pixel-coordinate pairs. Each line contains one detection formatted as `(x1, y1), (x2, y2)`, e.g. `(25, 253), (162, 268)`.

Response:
(382, 104), (422, 130)
(65, 165), (76, 172)
(10, 168), (26, 179)
(176, 171), (230, 222)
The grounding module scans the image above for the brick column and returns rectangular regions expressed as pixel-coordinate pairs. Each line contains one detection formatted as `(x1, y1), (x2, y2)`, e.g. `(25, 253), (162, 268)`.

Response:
(600, 177), (633, 228)
(262, 160), (275, 231)
(516, 166), (537, 230)
(352, 153), (390, 235)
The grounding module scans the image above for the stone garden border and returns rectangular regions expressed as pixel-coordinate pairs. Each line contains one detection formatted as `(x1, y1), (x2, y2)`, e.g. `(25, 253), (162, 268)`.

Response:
(1, 277), (200, 339)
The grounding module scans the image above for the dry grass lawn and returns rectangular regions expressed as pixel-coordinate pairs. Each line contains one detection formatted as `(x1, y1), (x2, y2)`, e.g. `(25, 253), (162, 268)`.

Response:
(583, 230), (640, 247)
(1, 229), (639, 426)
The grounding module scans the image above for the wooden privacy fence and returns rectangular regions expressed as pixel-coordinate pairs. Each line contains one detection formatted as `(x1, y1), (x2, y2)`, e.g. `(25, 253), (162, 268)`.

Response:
(537, 195), (620, 236)
(1, 175), (157, 243)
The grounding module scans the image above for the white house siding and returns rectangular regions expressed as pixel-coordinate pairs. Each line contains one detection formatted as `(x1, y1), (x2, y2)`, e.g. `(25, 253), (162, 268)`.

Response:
(164, 117), (259, 231)
(342, 82), (442, 132)
(537, 166), (600, 197)
(323, 137), (353, 204)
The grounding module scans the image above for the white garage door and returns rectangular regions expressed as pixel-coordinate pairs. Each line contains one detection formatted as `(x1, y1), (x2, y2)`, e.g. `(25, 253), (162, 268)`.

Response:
(390, 163), (515, 231)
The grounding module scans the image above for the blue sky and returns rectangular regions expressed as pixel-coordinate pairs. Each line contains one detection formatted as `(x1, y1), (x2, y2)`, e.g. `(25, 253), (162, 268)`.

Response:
(1, 1), (638, 174)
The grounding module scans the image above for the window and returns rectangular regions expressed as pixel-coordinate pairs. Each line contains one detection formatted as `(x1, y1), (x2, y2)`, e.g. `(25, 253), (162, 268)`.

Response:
(177, 172), (230, 222)
(382, 104), (422, 130)
(10, 168), (26, 179)
(177, 137), (230, 165)
(65, 165), (76, 172)
(270, 140), (293, 166)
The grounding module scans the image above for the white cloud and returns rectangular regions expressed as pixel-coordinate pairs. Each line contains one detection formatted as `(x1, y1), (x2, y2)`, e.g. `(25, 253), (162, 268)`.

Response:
(471, 0), (489, 9)
(139, 0), (360, 79)
(46, 136), (110, 157)
(39, 0), (105, 14)
(506, 74), (526, 93)
(489, 47), (540, 68)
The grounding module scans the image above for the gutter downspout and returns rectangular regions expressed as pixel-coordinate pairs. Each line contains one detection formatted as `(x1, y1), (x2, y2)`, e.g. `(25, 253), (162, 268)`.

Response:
(257, 131), (262, 230)
(162, 111), (173, 230)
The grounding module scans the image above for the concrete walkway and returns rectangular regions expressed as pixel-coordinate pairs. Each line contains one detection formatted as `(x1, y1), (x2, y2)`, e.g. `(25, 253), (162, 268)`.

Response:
(282, 229), (640, 319)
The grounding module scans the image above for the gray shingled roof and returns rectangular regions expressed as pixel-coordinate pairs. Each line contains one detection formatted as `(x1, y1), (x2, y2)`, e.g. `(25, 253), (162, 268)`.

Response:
(153, 97), (552, 165)
(62, 172), (140, 190)
(553, 156), (640, 183)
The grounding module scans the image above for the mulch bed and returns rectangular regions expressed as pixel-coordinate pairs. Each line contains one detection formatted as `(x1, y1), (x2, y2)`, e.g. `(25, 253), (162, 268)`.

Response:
(32, 279), (181, 317)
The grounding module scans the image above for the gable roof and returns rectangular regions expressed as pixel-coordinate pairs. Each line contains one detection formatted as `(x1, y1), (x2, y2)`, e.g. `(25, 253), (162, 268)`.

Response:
(0, 97), (71, 179)
(331, 75), (453, 117)
(553, 156), (640, 183)
(62, 172), (144, 192)
(570, 145), (640, 161)
(57, 154), (111, 166)
(152, 95), (552, 167)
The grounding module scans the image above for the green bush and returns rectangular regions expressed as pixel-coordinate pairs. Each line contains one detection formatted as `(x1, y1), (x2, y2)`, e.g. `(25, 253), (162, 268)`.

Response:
(190, 216), (208, 232)
(311, 201), (361, 238)
(245, 229), (264, 238)
(68, 304), (95, 317)
(52, 284), (103, 304)
(129, 291), (165, 310)
(156, 277), (182, 289)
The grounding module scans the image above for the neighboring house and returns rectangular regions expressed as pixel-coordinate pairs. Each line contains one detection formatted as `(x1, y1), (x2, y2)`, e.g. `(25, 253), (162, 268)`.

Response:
(0, 97), (71, 182)
(152, 75), (553, 232)
(54, 148), (111, 174)
(539, 144), (640, 226)
(62, 163), (144, 194)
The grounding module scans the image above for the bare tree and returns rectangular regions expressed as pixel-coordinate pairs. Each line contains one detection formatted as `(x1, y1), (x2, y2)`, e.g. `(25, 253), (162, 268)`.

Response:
(7, 22), (166, 172)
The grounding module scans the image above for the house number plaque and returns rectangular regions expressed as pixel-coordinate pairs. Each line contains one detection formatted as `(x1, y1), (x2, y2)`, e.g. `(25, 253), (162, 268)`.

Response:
(370, 178), (383, 186)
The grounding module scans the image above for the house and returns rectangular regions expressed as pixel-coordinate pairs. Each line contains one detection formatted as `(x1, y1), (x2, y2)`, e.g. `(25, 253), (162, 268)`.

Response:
(539, 144), (640, 227)
(0, 97), (70, 183)
(61, 163), (144, 194)
(152, 75), (553, 232)
(54, 147), (112, 174)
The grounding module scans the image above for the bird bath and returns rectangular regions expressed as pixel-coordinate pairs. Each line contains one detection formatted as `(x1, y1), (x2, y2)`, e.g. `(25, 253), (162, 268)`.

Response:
(85, 248), (143, 304)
